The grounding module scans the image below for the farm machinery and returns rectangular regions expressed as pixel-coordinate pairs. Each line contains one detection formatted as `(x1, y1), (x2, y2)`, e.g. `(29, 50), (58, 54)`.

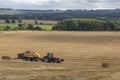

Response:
(42, 52), (64, 63)
(17, 50), (64, 63)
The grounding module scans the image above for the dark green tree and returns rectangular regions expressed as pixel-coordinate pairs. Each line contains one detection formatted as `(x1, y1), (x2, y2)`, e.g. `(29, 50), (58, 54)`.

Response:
(5, 19), (10, 23)
(11, 19), (16, 23)
(27, 24), (34, 30)
(33, 26), (42, 30)
(4, 26), (11, 31)
(18, 24), (26, 30)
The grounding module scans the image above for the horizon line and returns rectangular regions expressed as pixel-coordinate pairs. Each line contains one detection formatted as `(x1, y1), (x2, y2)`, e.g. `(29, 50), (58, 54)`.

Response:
(0, 8), (120, 11)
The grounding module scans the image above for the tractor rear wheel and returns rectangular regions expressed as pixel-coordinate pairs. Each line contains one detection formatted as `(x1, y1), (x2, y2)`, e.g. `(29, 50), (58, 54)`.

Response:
(43, 57), (49, 63)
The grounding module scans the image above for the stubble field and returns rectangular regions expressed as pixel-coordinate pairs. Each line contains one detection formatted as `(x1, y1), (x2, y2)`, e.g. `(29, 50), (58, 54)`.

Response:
(0, 31), (120, 80)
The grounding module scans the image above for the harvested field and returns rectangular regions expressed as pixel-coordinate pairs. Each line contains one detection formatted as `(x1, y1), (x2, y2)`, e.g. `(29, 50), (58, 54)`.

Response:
(22, 20), (58, 24)
(0, 20), (5, 24)
(0, 31), (120, 80)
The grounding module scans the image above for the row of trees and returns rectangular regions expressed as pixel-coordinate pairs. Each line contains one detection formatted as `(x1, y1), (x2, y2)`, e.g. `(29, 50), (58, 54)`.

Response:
(52, 18), (120, 31)
(5, 19), (41, 24)
(1, 24), (42, 31)
(18, 24), (42, 30)
(5, 19), (22, 23)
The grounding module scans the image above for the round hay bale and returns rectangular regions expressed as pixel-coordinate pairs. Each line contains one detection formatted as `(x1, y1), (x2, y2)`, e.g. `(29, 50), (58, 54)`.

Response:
(102, 63), (109, 68)
(2, 56), (12, 60)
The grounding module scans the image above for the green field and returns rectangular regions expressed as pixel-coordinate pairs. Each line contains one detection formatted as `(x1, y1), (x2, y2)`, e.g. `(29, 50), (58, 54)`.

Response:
(0, 24), (18, 30)
(35, 24), (53, 31)
(0, 24), (53, 31)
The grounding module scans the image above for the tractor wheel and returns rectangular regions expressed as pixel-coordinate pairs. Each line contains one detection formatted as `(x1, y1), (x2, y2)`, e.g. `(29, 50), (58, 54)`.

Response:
(36, 58), (41, 62)
(23, 58), (28, 61)
(23, 57), (31, 61)
(61, 59), (64, 62)
(30, 59), (34, 61)
(43, 57), (49, 63)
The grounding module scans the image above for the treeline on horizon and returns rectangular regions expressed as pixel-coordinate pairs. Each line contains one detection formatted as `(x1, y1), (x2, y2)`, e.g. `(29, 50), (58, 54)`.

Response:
(1, 18), (120, 31)
(52, 18), (120, 31)
(0, 9), (120, 20)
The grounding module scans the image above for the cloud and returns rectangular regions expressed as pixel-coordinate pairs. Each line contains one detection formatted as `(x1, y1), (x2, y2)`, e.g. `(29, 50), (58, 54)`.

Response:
(87, 0), (120, 3)
(0, 0), (120, 9)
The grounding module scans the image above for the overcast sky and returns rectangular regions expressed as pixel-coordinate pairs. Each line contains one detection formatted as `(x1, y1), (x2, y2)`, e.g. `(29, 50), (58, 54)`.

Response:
(0, 0), (120, 10)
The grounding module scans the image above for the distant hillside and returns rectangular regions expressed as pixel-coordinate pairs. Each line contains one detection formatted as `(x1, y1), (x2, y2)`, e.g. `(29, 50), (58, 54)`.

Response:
(0, 9), (120, 20)
(0, 9), (63, 14)
(0, 10), (23, 14)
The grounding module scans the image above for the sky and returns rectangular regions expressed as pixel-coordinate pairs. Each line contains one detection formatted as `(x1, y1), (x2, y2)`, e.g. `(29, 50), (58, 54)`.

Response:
(0, 0), (120, 10)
